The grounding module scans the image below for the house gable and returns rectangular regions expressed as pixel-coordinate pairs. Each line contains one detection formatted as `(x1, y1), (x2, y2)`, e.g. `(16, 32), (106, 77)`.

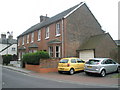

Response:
(64, 3), (104, 57)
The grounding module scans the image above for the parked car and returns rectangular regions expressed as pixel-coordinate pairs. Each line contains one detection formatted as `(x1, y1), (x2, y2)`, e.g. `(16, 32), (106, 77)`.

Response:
(58, 58), (85, 75)
(84, 58), (119, 77)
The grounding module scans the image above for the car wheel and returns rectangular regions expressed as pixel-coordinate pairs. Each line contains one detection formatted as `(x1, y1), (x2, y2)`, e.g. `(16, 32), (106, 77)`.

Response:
(116, 67), (119, 73)
(58, 71), (62, 74)
(69, 69), (74, 75)
(85, 72), (90, 75)
(100, 70), (106, 77)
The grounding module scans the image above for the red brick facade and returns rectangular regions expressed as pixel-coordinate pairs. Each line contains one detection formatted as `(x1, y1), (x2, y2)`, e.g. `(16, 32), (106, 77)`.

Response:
(18, 20), (64, 59)
(17, 3), (117, 60)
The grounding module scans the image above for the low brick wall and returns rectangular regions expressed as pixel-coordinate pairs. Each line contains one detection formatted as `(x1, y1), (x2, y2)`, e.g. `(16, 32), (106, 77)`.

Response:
(25, 64), (41, 72)
(25, 58), (61, 73)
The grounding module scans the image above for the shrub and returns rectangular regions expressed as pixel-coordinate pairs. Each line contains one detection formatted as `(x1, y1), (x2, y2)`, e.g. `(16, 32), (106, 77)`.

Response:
(12, 54), (18, 61)
(2, 54), (12, 65)
(22, 51), (50, 65)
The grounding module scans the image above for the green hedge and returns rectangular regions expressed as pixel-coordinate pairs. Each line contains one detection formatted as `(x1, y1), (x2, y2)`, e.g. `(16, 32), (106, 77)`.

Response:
(2, 54), (12, 65)
(22, 51), (50, 65)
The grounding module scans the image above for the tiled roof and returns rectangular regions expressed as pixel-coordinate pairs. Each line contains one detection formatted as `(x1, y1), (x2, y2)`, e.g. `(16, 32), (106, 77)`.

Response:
(47, 39), (61, 44)
(78, 33), (109, 50)
(0, 38), (17, 44)
(114, 40), (120, 46)
(18, 46), (26, 50)
(17, 2), (84, 38)
(28, 43), (38, 48)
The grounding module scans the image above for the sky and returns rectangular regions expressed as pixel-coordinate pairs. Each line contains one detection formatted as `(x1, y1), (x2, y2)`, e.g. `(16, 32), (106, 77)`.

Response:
(0, 0), (119, 40)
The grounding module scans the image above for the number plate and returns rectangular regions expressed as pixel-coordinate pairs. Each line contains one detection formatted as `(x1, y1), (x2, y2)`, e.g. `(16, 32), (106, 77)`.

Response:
(87, 66), (92, 68)
(59, 68), (64, 70)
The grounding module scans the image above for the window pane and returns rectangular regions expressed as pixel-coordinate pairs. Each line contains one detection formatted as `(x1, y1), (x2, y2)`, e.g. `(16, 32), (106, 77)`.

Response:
(71, 59), (76, 63)
(59, 59), (68, 63)
(46, 27), (49, 38)
(38, 30), (41, 40)
(56, 23), (60, 35)
(49, 46), (53, 57)
(55, 46), (60, 58)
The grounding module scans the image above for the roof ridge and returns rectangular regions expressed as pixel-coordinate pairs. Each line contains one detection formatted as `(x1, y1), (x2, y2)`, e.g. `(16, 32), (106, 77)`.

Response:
(17, 2), (84, 38)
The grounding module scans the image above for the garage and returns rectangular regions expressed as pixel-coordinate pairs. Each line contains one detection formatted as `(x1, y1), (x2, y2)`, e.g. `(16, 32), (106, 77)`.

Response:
(79, 50), (94, 62)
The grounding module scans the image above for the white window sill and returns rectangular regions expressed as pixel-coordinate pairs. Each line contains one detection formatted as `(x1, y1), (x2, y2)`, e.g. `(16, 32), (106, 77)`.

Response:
(31, 41), (34, 43)
(45, 37), (49, 40)
(56, 34), (61, 37)
(37, 39), (41, 42)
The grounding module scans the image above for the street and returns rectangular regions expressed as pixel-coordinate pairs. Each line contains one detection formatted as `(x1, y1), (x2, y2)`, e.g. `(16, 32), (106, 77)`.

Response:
(2, 67), (118, 88)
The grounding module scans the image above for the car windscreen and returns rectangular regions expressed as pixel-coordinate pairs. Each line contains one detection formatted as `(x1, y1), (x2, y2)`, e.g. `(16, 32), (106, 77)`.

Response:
(86, 59), (100, 65)
(59, 59), (68, 63)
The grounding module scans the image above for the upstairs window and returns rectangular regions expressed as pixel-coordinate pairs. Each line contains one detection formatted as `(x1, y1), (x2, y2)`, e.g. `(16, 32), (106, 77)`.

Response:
(12, 47), (16, 51)
(45, 27), (49, 39)
(38, 30), (41, 41)
(22, 36), (24, 45)
(56, 23), (60, 36)
(27, 34), (29, 43)
(31, 32), (34, 43)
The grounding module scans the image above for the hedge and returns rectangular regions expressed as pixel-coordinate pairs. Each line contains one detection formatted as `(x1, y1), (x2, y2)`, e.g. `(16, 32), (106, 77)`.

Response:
(2, 54), (12, 65)
(22, 51), (50, 65)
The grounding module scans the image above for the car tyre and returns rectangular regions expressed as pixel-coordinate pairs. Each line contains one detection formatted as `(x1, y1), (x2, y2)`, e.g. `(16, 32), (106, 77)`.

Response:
(58, 71), (62, 74)
(100, 70), (106, 77)
(85, 72), (90, 75)
(69, 68), (74, 75)
(116, 67), (119, 73)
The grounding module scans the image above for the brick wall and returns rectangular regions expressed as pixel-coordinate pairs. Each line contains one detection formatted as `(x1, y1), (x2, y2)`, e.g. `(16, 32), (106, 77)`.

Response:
(65, 4), (104, 57)
(25, 58), (61, 73)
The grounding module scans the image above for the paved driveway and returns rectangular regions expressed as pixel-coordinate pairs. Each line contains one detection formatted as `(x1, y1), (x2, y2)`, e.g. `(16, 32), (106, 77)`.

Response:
(31, 71), (119, 88)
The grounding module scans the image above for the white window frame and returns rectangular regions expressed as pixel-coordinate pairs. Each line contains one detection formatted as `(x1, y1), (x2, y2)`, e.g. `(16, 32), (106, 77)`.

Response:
(27, 34), (29, 43)
(56, 23), (61, 36)
(31, 32), (34, 43)
(22, 36), (24, 45)
(11, 47), (16, 51)
(49, 46), (53, 57)
(38, 30), (41, 41)
(45, 27), (49, 39)
(55, 46), (60, 58)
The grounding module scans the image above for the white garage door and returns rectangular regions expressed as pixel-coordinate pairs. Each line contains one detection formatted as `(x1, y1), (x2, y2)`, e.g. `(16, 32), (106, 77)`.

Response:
(79, 50), (94, 62)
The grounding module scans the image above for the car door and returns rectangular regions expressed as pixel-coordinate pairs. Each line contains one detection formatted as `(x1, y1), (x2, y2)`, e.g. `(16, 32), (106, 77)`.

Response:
(71, 59), (78, 71)
(103, 59), (117, 73)
(102, 60), (112, 73)
(76, 59), (85, 71)
(109, 59), (118, 72)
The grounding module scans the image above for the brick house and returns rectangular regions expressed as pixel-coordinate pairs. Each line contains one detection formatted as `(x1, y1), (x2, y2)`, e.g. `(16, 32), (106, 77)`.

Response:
(17, 2), (117, 61)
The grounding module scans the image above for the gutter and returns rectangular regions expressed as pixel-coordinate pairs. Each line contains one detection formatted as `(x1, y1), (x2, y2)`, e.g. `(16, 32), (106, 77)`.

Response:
(61, 19), (64, 58)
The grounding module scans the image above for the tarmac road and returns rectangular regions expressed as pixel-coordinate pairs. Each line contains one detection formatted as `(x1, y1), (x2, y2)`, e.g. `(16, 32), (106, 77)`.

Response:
(2, 67), (118, 88)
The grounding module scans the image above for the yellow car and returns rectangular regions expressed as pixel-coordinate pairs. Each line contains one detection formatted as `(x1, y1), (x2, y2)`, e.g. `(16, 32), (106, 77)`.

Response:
(58, 58), (85, 75)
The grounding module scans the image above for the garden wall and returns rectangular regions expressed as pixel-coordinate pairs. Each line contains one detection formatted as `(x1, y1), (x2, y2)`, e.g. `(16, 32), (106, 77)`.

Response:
(25, 58), (61, 73)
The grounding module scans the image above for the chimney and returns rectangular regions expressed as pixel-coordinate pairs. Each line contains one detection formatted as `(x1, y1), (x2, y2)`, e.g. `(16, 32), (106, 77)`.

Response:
(8, 35), (13, 39)
(1, 34), (6, 39)
(40, 15), (49, 22)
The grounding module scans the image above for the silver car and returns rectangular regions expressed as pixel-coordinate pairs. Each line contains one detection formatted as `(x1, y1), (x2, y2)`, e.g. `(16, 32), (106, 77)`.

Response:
(84, 58), (119, 77)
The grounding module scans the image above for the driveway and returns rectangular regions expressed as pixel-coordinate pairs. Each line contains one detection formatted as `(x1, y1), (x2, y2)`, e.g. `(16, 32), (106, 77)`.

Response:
(31, 71), (119, 88)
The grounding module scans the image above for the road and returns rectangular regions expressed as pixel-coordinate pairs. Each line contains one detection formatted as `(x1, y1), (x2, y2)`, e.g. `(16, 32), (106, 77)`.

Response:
(2, 67), (119, 89)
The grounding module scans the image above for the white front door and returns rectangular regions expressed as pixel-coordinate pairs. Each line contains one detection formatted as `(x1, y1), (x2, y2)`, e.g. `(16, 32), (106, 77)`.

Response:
(79, 50), (94, 62)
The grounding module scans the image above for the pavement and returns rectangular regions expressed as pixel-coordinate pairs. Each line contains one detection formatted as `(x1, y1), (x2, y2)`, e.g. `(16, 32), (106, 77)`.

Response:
(2, 65), (120, 88)
(2, 65), (33, 74)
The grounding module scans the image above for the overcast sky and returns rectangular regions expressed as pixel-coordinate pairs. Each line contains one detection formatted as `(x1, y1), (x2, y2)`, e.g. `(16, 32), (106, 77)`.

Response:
(0, 0), (119, 40)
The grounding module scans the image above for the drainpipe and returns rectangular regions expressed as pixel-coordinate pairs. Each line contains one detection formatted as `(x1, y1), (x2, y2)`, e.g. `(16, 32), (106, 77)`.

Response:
(61, 18), (64, 58)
